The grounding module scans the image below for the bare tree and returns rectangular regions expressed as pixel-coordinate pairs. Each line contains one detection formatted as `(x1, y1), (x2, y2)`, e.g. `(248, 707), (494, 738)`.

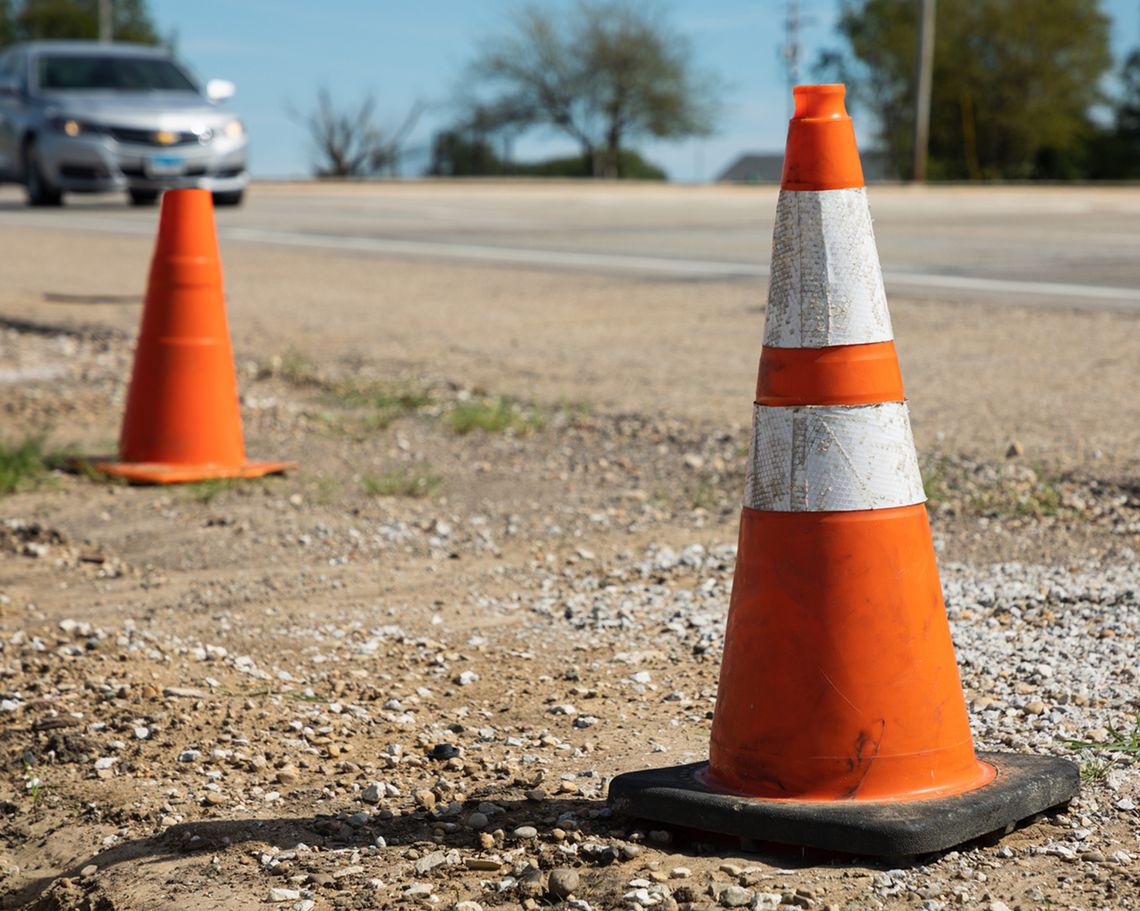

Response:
(289, 88), (423, 178)
(469, 0), (717, 178)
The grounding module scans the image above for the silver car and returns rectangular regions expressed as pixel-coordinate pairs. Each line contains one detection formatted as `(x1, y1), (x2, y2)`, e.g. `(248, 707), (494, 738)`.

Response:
(0, 41), (248, 207)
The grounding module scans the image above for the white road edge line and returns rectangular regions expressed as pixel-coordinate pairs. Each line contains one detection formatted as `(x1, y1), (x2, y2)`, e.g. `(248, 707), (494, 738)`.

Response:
(4, 214), (1140, 303)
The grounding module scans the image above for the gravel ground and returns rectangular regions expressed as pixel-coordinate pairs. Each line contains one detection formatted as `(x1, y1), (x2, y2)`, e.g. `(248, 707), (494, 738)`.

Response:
(1, 270), (1138, 910)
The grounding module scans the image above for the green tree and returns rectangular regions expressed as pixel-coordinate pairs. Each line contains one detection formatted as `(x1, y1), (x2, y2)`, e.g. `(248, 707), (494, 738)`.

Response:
(468, 0), (717, 178)
(820, 0), (1111, 179)
(1, 0), (160, 45)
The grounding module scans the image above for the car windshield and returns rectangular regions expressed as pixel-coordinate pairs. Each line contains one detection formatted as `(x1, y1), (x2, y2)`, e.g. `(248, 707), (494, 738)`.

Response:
(37, 54), (197, 92)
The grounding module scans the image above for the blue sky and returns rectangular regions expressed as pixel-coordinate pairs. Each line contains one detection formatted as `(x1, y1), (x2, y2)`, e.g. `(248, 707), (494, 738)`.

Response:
(149, 0), (1140, 181)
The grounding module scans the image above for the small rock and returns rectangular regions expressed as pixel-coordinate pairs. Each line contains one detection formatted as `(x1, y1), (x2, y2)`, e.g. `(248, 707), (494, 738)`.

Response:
(670, 867), (691, 879)
(720, 885), (752, 907)
(1024, 700), (1046, 716)
(361, 782), (383, 803)
(415, 851), (447, 875)
(455, 671), (479, 686)
(1005, 440), (1024, 459)
(428, 743), (461, 761)
(513, 825), (538, 840)
(268, 888), (301, 902)
(80, 864), (98, 878)
(518, 865), (546, 899)
(467, 812), (489, 830)
(454, 903), (483, 911)
(549, 868), (580, 899)
(465, 858), (503, 871)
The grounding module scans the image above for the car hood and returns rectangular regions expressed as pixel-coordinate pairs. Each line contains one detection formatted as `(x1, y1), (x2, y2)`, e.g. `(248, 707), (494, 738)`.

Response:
(40, 90), (237, 129)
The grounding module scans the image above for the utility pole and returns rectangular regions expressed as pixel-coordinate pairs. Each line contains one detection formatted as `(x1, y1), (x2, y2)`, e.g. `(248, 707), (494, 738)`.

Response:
(782, 0), (801, 118)
(98, 0), (113, 42)
(912, 0), (936, 181)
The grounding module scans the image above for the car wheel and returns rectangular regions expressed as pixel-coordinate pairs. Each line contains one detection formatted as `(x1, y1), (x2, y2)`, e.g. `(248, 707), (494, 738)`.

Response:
(212, 190), (244, 207)
(23, 140), (63, 207)
(129, 189), (161, 206)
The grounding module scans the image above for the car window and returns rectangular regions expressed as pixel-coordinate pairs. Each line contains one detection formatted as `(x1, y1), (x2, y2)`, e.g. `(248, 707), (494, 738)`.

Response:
(37, 54), (198, 92)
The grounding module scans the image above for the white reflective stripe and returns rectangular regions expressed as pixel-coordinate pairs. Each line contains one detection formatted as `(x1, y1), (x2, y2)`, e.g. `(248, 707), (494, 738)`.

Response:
(764, 188), (893, 349)
(744, 402), (925, 512)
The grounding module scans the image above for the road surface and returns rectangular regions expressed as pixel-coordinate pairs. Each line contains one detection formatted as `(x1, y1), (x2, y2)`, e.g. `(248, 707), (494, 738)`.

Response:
(2, 181), (1140, 310)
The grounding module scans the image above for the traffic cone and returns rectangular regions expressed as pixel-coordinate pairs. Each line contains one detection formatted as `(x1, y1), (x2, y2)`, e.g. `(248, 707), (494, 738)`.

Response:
(607, 85), (1077, 856)
(93, 189), (293, 484)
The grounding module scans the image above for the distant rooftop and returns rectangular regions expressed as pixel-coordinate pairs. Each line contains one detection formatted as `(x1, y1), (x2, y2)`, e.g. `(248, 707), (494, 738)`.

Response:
(717, 152), (893, 183)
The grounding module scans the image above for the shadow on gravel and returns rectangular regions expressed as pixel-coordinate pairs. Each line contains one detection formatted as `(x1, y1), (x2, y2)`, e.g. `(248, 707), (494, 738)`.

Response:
(2, 797), (602, 910)
(4, 796), (1069, 909)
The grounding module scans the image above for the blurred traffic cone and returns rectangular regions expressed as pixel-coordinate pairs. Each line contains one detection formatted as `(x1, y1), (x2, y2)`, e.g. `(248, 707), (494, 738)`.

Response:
(608, 85), (1077, 856)
(94, 189), (293, 484)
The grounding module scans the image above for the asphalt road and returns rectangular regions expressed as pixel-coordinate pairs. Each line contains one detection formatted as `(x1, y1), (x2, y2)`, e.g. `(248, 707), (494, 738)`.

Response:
(2, 181), (1140, 311)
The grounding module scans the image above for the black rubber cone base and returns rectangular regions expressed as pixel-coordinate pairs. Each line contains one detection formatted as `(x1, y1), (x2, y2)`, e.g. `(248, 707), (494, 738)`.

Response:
(608, 752), (1078, 857)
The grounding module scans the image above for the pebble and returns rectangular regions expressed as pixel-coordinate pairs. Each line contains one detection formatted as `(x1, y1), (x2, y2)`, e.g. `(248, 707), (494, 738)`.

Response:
(513, 825), (538, 840)
(428, 743), (461, 761)
(80, 864), (98, 878)
(467, 812), (489, 829)
(549, 867), (580, 899)
(268, 888), (301, 902)
(415, 851), (447, 874)
(361, 782), (383, 804)
(455, 671), (479, 686)
(720, 885), (752, 907)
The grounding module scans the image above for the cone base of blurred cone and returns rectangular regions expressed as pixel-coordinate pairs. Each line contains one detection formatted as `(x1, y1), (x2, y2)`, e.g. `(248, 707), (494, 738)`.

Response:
(608, 753), (1078, 857)
(90, 458), (294, 485)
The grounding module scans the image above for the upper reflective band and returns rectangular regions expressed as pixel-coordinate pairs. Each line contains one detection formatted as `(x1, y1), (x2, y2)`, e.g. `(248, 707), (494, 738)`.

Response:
(764, 188), (892, 349)
(745, 402), (926, 512)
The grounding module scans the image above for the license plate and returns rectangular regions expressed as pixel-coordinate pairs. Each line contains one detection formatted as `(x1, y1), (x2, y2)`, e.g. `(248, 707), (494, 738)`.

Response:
(146, 155), (185, 176)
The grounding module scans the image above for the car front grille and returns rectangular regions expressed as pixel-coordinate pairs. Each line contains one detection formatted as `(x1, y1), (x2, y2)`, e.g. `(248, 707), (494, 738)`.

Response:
(109, 126), (201, 146)
(60, 164), (109, 180)
(119, 164), (208, 179)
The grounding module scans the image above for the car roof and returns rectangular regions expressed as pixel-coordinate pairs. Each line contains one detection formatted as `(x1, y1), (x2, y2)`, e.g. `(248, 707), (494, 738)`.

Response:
(9, 41), (175, 59)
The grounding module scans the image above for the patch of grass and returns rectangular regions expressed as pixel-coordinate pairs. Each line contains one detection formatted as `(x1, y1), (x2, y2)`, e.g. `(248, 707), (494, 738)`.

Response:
(688, 482), (723, 511)
(921, 454), (954, 508)
(317, 379), (433, 437)
(180, 478), (247, 503)
(0, 437), (74, 494)
(1060, 714), (1140, 762)
(445, 396), (544, 435)
(361, 466), (442, 499)
(263, 349), (324, 387)
(1076, 754), (1112, 784)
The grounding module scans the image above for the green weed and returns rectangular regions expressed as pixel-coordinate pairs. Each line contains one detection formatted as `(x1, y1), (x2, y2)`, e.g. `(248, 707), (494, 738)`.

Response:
(446, 396), (544, 435)
(361, 466), (442, 499)
(1060, 714), (1140, 762)
(0, 437), (73, 494)
(180, 478), (248, 503)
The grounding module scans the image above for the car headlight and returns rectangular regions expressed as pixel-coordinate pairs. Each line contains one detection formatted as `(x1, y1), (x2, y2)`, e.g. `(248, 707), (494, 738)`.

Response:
(223, 119), (245, 139)
(50, 117), (103, 137)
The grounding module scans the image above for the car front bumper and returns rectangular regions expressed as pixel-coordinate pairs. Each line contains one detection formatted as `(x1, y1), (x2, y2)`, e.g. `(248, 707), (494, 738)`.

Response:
(37, 130), (249, 194)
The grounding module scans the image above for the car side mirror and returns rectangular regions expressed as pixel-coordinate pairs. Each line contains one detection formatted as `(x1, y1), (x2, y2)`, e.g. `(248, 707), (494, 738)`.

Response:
(206, 78), (235, 102)
(0, 76), (21, 97)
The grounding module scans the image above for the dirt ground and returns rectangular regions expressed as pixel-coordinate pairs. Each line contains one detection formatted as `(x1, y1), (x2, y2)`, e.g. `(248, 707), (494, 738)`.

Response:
(0, 212), (1138, 911)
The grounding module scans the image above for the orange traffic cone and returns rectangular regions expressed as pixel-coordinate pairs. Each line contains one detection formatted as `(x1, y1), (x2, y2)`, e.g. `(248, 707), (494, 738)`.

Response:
(608, 85), (1077, 856)
(93, 189), (293, 484)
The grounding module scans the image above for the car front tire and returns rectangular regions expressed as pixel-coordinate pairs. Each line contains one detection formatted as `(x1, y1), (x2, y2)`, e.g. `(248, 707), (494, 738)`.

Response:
(23, 140), (63, 207)
(212, 190), (244, 207)
(128, 189), (161, 206)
